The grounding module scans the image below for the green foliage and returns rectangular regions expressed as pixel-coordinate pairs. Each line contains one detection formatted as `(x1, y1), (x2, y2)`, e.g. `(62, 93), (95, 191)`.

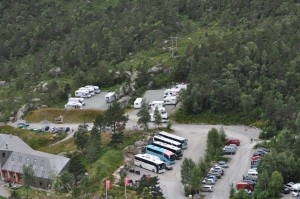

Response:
(109, 132), (124, 148)
(137, 100), (151, 131)
(10, 190), (20, 199)
(22, 164), (34, 198)
(86, 127), (101, 163)
(180, 158), (196, 185)
(74, 124), (89, 152)
(136, 176), (164, 198)
(153, 107), (162, 128)
(69, 154), (87, 182)
(206, 128), (224, 162)
(105, 102), (128, 133)
(59, 172), (75, 193)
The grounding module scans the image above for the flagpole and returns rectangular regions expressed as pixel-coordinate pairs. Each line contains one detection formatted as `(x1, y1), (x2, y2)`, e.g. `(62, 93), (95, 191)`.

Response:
(106, 179), (108, 199)
(125, 176), (128, 199)
(125, 183), (127, 199)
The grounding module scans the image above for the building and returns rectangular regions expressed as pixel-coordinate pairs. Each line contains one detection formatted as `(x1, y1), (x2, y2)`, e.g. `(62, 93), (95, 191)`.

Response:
(0, 134), (70, 189)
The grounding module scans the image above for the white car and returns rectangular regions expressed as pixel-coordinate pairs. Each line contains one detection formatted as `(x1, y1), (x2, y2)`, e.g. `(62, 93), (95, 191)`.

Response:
(292, 190), (300, 197)
(201, 185), (213, 192)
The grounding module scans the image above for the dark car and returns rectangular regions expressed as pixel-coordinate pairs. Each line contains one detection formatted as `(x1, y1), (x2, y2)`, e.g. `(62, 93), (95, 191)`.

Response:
(41, 125), (50, 131)
(257, 147), (270, 152)
(57, 127), (70, 134)
(283, 187), (291, 194)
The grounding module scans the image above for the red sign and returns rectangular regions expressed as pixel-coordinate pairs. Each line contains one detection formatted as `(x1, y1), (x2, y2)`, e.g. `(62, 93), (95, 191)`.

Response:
(106, 180), (110, 190)
(125, 177), (129, 186)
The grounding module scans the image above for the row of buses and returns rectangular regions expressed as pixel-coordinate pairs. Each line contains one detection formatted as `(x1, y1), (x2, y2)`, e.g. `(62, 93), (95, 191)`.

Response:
(134, 131), (188, 174)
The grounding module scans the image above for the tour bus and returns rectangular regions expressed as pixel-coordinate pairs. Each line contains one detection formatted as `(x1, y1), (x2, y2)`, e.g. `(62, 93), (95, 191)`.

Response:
(145, 145), (176, 165)
(157, 131), (188, 149)
(151, 141), (183, 159)
(134, 154), (166, 173)
(153, 135), (182, 149)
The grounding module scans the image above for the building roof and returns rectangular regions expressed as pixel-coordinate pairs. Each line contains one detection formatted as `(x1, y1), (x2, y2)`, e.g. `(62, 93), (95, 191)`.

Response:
(0, 134), (69, 180)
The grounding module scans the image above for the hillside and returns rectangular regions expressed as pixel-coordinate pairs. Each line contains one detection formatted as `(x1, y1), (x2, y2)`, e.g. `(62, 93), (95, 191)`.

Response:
(0, 0), (300, 198)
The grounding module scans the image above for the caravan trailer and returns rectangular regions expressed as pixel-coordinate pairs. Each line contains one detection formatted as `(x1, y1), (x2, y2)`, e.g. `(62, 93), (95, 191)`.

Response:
(68, 97), (85, 106)
(85, 85), (101, 94)
(65, 102), (83, 109)
(149, 101), (165, 110)
(134, 98), (143, 109)
(105, 92), (116, 103)
(163, 88), (178, 98)
(164, 96), (177, 105)
(79, 87), (95, 96)
(75, 90), (91, 98)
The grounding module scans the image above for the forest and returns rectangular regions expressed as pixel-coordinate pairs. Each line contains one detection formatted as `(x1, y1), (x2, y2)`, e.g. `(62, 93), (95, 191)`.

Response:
(0, 0), (300, 198)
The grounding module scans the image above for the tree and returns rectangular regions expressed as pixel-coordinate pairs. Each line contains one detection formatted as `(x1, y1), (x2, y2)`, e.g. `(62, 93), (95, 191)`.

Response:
(105, 102), (128, 133)
(110, 132), (124, 147)
(86, 126), (101, 163)
(23, 164), (34, 199)
(137, 100), (151, 131)
(94, 114), (106, 132)
(190, 166), (202, 194)
(69, 154), (87, 183)
(10, 190), (20, 199)
(153, 106), (162, 129)
(180, 158), (196, 185)
(74, 124), (89, 152)
(60, 172), (75, 192)
(268, 171), (283, 198)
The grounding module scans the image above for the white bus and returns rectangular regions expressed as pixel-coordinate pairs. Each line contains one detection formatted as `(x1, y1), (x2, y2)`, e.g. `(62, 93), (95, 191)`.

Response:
(134, 154), (166, 173)
(151, 141), (183, 159)
(153, 135), (182, 149)
(158, 131), (188, 149)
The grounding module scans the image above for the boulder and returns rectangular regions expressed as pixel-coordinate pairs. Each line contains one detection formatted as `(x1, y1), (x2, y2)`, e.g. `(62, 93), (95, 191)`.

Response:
(48, 67), (62, 77)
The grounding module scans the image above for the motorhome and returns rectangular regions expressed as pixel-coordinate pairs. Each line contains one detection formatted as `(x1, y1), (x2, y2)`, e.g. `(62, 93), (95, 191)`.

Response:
(174, 83), (187, 91)
(65, 102), (83, 109)
(149, 101), (164, 110)
(75, 90), (91, 98)
(68, 97), (85, 106)
(85, 85), (101, 94)
(105, 92), (116, 103)
(164, 96), (177, 105)
(152, 107), (167, 115)
(163, 88), (178, 98)
(79, 87), (95, 96)
(134, 98), (143, 109)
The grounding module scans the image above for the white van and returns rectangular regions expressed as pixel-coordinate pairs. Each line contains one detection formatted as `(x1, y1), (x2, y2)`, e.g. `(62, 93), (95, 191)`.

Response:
(149, 101), (164, 110)
(174, 83), (187, 90)
(247, 170), (258, 178)
(68, 97), (85, 106)
(163, 88), (178, 98)
(75, 90), (91, 98)
(152, 107), (167, 115)
(164, 96), (177, 105)
(105, 92), (116, 103)
(134, 98), (143, 109)
(65, 102), (83, 109)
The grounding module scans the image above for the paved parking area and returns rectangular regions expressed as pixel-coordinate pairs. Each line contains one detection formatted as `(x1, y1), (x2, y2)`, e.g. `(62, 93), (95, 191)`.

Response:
(82, 91), (110, 110)
(127, 124), (260, 199)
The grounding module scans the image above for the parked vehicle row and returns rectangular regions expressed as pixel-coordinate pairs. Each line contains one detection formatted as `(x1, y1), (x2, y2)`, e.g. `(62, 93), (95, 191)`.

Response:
(284, 182), (300, 196)
(134, 131), (188, 173)
(236, 147), (270, 195)
(223, 138), (240, 155)
(201, 161), (229, 192)
(75, 85), (101, 98)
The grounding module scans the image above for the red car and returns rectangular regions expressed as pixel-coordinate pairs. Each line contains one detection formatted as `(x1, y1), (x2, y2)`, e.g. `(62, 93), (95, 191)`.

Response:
(225, 138), (240, 146)
(236, 182), (255, 191)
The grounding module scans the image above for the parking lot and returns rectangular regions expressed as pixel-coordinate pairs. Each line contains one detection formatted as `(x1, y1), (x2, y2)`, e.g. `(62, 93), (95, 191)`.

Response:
(127, 124), (260, 199)
(82, 91), (110, 110)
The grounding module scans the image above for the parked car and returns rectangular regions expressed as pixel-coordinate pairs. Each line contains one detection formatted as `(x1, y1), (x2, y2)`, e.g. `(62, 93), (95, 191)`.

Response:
(17, 122), (29, 128)
(284, 182), (295, 190)
(201, 185), (213, 192)
(57, 127), (70, 134)
(206, 175), (218, 182)
(225, 138), (240, 146)
(283, 187), (290, 194)
(216, 161), (229, 168)
(292, 189), (300, 197)
(242, 178), (256, 186)
(208, 171), (222, 178)
(49, 127), (58, 133)
(244, 176), (257, 182)
(256, 147), (270, 152)
(202, 178), (215, 185)
(41, 125), (50, 131)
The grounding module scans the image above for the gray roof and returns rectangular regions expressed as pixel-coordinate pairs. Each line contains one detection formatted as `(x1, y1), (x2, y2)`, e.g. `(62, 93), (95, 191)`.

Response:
(0, 134), (69, 180)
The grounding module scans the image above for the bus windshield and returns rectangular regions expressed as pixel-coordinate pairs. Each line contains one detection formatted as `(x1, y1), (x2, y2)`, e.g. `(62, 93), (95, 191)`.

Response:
(158, 163), (166, 170)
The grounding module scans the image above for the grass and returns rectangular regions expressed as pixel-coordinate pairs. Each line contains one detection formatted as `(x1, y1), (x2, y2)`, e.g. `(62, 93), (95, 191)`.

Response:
(38, 138), (76, 155)
(0, 126), (64, 150)
(12, 186), (68, 199)
(25, 108), (104, 123)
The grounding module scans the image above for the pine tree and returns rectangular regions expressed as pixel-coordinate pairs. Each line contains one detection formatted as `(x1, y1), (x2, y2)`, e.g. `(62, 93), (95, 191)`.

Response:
(137, 99), (151, 131)
(153, 106), (162, 129)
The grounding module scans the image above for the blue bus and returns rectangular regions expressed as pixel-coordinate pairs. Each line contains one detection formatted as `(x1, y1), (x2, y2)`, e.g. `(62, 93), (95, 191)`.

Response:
(145, 145), (176, 165)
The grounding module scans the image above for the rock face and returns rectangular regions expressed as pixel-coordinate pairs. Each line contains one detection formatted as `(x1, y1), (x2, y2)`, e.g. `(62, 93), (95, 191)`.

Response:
(48, 67), (62, 77)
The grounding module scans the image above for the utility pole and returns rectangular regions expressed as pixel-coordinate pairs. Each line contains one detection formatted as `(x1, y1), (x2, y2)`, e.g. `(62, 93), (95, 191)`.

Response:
(169, 36), (178, 58)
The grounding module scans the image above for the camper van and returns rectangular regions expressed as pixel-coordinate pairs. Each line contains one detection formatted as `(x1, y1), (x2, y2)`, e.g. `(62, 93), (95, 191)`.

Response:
(65, 102), (83, 109)
(163, 88), (178, 98)
(174, 83), (187, 91)
(85, 85), (101, 94)
(75, 90), (91, 98)
(164, 96), (177, 105)
(149, 101), (165, 110)
(150, 113), (168, 123)
(152, 107), (167, 115)
(134, 98), (143, 109)
(79, 87), (95, 96)
(68, 97), (85, 106)
(105, 92), (116, 103)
